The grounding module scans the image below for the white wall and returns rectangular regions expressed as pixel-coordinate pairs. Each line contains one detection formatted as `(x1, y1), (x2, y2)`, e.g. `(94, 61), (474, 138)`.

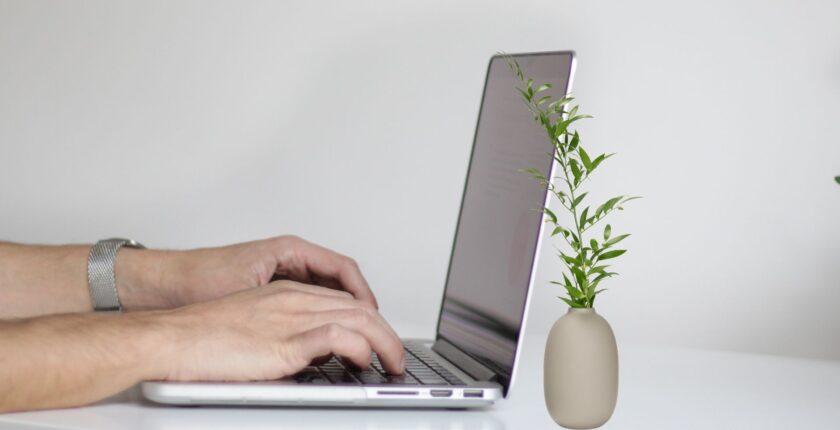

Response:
(1, 0), (839, 360)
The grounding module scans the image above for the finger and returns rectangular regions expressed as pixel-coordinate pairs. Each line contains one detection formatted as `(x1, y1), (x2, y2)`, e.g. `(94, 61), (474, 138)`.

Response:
(309, 354), (333, 367)
(301, 309), (405, 374)
(280, 291), (403, 360)
(292, 240), (378, 309)
(289, 324), (372, 370)
(269, 280), (354, 300)
(282, 290), (378, 314)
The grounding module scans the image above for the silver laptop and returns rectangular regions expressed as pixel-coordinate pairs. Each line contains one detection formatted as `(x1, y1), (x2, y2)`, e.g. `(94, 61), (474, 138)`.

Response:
(142, 51), (576, 408)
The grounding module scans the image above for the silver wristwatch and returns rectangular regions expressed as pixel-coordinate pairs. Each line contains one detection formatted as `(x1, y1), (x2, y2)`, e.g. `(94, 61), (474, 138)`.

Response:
(87, 238), (145, 312)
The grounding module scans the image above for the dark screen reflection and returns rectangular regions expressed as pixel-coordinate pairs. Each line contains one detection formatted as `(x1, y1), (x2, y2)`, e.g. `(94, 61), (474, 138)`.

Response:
(437, 53), (574, 387)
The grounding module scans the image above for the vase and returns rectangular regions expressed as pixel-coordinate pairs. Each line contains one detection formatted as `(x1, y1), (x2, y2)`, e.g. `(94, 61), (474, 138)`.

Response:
(544, 307), (618, 429)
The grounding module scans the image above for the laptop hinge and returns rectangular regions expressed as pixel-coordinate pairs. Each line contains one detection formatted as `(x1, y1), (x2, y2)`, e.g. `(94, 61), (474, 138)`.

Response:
(432, 339), (498, 382)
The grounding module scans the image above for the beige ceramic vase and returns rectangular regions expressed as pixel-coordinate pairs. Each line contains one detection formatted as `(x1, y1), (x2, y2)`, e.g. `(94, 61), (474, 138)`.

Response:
(544, 308), (618, 429)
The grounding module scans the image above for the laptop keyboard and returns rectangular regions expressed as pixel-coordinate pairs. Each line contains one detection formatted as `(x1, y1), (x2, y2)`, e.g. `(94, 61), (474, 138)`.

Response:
(293, 343), (465, 386)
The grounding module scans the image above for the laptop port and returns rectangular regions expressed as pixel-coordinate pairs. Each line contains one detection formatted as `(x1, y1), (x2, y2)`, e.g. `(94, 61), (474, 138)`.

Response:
(376, 390), (419, 396)
(430, 389), (453, 398)
(463, 390), (484, 398)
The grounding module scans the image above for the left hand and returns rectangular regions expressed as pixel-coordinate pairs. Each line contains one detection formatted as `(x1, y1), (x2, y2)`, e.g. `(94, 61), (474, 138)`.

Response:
(116, 235), (377, 311)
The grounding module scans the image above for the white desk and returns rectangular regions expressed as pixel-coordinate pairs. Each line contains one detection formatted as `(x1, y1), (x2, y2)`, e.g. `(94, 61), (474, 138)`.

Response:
(3, 333), (840, 430)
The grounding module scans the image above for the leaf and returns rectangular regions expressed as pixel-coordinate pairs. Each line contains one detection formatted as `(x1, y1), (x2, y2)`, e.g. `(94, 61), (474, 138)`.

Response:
(563, 282), (584, 300)
(592, 271), (617, 285)
(548, 281), (583, 300)
(508, 57), (524, 80)
(562, 272), (574, 288)
(569, 113), (593, 124)
(590, 153), (614, 171)
(598, 249), (627, 260)
(584, 281), (598, 301)
(516, 87), (530, 102)
(522, 167), (546, 182)
(572, 192), (588, 208)
(551, 226), (567, 237)
(835, 176), (840, 184)
(560, 297), (584, 308)
(604, 224), (612, 241)
(537, 95), (551, 105)
(579, 206), (589, 228)
(579, 143), (592, 171)
(604, 233), (631, 247)
(606, 196), (624, 209)
(569, 159), (583, 185)
(547, 96), (573, 111)
(568, 230), (581, 247)
(567, 128), (580, 150)
(553, 121), (569, 139)
(596, 196), (624, 217)
(543, 207), (558, 224)
(571, 266), (588, 289)
(535, 83), (552, 93)
(589, 265), (610, 275)
(560, 252), (579, 267)
(590, 239), (599, 252)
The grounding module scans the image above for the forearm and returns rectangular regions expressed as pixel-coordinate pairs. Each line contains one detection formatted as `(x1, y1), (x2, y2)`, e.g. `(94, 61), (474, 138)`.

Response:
(0, 312), (171, 412)
(0, 243), (91, 318)
(0, 242), (176, 318)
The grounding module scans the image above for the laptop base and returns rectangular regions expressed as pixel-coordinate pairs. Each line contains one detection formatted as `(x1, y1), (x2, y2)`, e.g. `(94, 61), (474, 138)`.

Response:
(141, 339), (502, 409)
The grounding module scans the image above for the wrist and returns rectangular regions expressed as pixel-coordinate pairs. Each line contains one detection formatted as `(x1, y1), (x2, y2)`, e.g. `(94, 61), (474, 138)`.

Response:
(133, 306), (206, 381)
(115, 248), (183, 311)
(117, 310), (183, 381)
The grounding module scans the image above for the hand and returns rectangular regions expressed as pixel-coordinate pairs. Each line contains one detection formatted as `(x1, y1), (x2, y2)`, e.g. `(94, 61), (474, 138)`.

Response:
(117, 236), (377, 311)
(0, 280), (404, 412)
(152, 280), (405, 381)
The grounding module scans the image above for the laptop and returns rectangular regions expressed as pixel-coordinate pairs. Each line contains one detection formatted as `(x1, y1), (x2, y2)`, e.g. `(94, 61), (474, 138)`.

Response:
(142, 51), (576, 408)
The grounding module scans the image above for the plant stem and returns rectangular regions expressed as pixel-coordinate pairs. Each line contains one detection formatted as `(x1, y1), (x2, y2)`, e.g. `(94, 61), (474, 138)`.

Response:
(556, 139), (587, 302)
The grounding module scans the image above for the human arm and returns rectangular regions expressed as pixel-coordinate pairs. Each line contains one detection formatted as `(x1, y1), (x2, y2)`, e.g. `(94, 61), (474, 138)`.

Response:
(0, 236), (377, 319)
(0, 281), (404, 413)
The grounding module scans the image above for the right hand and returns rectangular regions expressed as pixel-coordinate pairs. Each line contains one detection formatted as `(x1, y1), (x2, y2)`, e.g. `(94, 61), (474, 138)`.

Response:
(152, 280), (405, 382)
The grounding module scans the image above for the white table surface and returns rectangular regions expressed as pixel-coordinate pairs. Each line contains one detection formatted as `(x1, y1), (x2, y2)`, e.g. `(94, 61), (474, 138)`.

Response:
(3, 332), (840, 430)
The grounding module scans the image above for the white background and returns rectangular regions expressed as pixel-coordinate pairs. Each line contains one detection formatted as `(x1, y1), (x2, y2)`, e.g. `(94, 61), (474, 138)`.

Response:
(1, 0), (838, 360)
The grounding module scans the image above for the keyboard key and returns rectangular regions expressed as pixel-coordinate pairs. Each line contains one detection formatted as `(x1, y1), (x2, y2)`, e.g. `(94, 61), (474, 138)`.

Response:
(418, 378), (448, 385)
(384, 373), (420, 385)
(325, 372), (359, 384)
(293, 368), (329, 384)
(350, 368), (387, 383)
(356, 372), (387, 384)
(305, 346), (468, 387)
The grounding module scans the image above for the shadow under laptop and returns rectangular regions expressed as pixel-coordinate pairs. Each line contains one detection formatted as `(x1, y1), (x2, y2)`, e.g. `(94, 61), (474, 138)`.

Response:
(54, 386), (504, 430)
(134, 404), (505, 430)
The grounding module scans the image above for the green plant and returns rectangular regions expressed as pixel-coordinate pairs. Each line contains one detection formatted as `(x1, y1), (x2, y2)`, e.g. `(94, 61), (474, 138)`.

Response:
(505, 56), (639, 309)
(835, 176), (840, 185)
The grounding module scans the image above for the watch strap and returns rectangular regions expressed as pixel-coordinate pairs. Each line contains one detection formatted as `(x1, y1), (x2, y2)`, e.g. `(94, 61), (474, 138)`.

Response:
(87, 238), (145, 312)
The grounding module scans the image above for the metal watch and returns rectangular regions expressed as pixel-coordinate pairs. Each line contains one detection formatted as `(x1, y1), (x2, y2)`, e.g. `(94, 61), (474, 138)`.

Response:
(87, 238), (145, 312)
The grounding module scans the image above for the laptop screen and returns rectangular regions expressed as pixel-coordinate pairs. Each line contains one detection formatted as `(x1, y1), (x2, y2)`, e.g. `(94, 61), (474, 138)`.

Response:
(436, 52), (575, 390)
